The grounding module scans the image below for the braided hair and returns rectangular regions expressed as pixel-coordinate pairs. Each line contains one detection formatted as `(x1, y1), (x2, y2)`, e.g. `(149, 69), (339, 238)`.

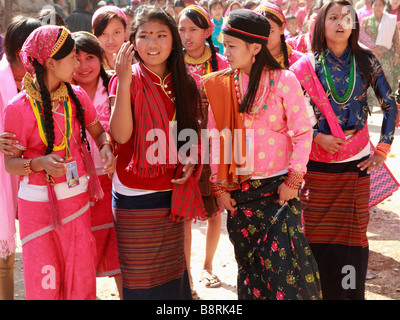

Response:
(32, 30), (89, 154)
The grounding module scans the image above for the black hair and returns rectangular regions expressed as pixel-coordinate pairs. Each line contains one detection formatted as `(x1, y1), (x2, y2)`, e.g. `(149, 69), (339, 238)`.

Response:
(257, 10), (290, 69)
(173, 0), (186, 8)
(130, 6), (200, 143)
(72, 31), (110, 94)
(92, 11), (127, 37)
(178, 8), (220, 71)
(32, 29), (89, 155)
(240, 44), (283, 113)
(3, 16), (42, 65)
(312, 0), (373, 84)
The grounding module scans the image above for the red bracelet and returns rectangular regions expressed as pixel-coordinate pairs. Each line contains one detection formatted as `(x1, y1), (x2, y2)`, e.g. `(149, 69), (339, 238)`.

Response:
(284, 170), (304, 190)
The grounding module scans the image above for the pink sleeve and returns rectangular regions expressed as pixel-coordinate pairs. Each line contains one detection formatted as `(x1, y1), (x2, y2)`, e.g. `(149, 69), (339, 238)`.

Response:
(108, 73), (118, 98)
(279, 71), (313, 175)
(3, 96), (35, 151)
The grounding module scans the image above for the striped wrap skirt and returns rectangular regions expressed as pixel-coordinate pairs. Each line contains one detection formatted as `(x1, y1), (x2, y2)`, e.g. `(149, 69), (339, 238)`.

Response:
(112, 190), (191, 300)
(300, 157), (370, 300)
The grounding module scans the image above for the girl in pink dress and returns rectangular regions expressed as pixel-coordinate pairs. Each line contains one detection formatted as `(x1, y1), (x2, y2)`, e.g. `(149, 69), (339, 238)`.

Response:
(72, 31), (122, 298)
(3, 25), (114, 300)
(178, 4), (229, 294)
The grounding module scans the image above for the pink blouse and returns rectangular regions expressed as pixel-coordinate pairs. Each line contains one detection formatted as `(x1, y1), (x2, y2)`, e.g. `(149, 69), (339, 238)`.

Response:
(4, 85), (99, 186)
(208, 69), (313, 178)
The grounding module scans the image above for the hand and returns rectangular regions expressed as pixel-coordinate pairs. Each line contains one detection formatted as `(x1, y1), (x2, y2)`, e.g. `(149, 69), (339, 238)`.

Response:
(314, 133), (345, 154)
(0, 132), (18, 156)
(216, 192), (237, 212)
(115, 41), (135, 85)
(39, 154), (67, 177)
(357, 153), (385, 174)
(171, 158), (196, 184)
(100, 145), (116, 175)
(277, 183), (299, 205)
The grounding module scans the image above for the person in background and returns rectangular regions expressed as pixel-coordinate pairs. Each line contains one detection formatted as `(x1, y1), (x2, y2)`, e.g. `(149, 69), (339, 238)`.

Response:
(53, 0), (67, 20)
(0, 16), (42, 301)
(285, 14), (299, 38)
(65, 0), (93, 32)
(173, 0), (186, 22)
(208, 0), (224, 53)
(92, 5), (127, 70)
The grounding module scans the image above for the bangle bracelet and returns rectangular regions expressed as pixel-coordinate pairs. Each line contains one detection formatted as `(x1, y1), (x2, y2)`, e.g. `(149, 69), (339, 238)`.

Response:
(284, 170), (304, 190)
(99, 140), (114, 153)
(23, 158), (36, 175)
(211, 183), (228, 198)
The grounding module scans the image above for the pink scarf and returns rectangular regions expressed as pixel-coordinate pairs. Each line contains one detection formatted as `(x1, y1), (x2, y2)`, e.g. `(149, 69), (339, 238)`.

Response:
(290, 55), (370, 162)
(0, 56), (19, 258)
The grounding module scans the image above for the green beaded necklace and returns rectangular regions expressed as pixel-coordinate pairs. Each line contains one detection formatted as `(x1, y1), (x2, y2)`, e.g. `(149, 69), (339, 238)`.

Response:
(320, 51), (356, 104)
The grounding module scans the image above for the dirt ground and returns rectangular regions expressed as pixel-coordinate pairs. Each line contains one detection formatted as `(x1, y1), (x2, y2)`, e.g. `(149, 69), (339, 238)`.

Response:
(12, 109), (400, 300)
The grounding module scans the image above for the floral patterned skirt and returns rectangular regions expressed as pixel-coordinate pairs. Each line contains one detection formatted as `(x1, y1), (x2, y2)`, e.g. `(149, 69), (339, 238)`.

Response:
(227, 175), (323, 300)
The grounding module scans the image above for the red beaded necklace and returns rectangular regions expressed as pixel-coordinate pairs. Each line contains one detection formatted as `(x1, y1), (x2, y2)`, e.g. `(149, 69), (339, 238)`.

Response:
(234, 68), (275, 115)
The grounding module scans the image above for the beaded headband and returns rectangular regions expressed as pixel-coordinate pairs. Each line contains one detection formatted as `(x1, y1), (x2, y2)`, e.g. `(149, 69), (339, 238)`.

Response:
(50, 27), (70, 57)
(254, 4), (287, 24)
(185, 5), (212, 26)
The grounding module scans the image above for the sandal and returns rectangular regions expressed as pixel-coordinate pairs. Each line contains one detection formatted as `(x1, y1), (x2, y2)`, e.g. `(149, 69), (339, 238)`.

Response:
(201, 270), (222, 288)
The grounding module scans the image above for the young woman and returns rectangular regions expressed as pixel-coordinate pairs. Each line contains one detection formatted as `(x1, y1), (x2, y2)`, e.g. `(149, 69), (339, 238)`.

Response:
(254, 3), (303, 69)
(92, 5), (127, 70)
(361, 0), (400, 91)
(109, 6), (204, 300)
(72, 31), (122, 299)
(178, 4), (229, 293)
(289, 0), (398, 300)
(3, 25), (115, 300)
(0, 15), (42, 301)
(204, 9), (322, 300)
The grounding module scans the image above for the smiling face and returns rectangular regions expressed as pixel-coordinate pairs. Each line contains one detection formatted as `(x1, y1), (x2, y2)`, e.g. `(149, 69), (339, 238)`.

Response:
(97, 17), (126, 57)
(324, 4), (353, 48)
(178, 15), (211, 57)
(73, 50), (101, 86)
(134, 19), (173, 77)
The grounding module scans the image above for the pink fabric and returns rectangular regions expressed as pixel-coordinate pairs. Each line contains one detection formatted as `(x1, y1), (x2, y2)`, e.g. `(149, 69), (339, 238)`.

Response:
(0, 55), (19, 258)
(357, 6), (373, 21)
(18, 193), (97, 300)
(92, 5), (128, 26)
(289, 55), (370, 162)
(186, 53), (228, 89)
(90, 175), (120, 277)
(20, 25), (71, 76)
(208, 69), (313, 177)
(3, 85), (98, 186)
(87, 78), (111, 170)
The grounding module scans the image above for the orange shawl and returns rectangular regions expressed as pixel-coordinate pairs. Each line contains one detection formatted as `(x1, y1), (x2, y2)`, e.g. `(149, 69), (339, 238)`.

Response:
(203, 71), (251, 190)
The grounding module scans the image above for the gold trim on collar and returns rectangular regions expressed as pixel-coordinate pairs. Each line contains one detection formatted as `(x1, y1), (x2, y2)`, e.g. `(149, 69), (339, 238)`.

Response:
(184, 46), (212, 66)
(23, 73), (69, 102)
